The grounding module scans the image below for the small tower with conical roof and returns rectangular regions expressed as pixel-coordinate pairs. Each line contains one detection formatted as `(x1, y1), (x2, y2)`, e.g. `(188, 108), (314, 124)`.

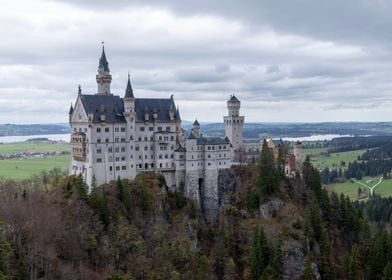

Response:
(123, 73), (135, 116)
(223, 94), (244, 156)
(192, 119), (201, 138)
(96, 44), (112, 95)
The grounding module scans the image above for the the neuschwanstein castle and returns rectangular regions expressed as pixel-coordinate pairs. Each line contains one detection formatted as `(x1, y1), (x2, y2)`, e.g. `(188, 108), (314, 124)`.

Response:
(69, 47), (244, 217)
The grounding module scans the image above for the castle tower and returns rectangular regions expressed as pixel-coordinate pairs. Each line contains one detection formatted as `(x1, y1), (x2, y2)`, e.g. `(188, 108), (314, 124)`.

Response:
(223, 94), (244, 153)
(192, 119), (201, 138)
(294, 141), (303, 170)
(96, 45), (112, 95)
(123, 73), (135, 115)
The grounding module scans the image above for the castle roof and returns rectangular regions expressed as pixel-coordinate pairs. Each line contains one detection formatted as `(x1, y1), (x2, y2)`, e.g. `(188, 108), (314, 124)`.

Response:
(80, 94), (125, 123)
(69, 103), (74, 115)
(124, 74), (134, 98)
(98, 46), (110, 72)
(175, 144), (186, 152)
(134, 98), (180, 122)
(196, 136), (230, 145)
(193, 119), (200, 126)
(187, 131), (198, 139)
(228, 94), (239, 102)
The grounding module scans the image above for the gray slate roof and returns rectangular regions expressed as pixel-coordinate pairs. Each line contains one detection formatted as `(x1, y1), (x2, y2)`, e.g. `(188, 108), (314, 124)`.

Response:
(135, 98), (179, 122)
(80, 94), (125, 123)
(78, 94), (179, 124)
(197, 136), (230, 145)
(124, 74), (134, 98)
(175, 145), (186, 152)
(228, 95), (240, 102)
(98, 47), (110, 72)
(193, 119), (200, 126)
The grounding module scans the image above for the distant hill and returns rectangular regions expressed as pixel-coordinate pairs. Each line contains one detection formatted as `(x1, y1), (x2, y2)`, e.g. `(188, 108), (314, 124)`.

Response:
(0, 123), (69, 136)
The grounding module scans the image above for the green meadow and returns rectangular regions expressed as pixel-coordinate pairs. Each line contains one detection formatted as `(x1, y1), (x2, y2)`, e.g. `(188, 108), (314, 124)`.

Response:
(0, 142), (70, 179)
(0, 142), (69, 155)
(310, 149), (366, 170)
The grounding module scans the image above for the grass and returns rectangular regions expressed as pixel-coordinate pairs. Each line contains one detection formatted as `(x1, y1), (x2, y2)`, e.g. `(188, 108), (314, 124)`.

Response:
(0, 155), (70, 180)
(326, 176), (392, 200)
(310, 149), (366, 170)
(302, 147), (328, 156)
(0, 142), (69, 155)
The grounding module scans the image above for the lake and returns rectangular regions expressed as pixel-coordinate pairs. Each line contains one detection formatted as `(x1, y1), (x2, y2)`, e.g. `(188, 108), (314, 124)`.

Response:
(280, 134), (353, 142)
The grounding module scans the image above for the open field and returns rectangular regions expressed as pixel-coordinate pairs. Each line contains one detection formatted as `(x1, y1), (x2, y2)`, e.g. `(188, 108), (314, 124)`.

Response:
(311, 149), (366, 170)
(0, 142), (69, 155)
(326, 176), (392, 200)
(302, 147), (328, 156)
(0, 155), (70, 179)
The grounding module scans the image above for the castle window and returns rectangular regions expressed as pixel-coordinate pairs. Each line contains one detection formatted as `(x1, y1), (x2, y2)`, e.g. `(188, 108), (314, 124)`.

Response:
(121, 138), (126, 142)
(108, 147), (113, 153)
(121, 147), (125, 152)
(121, 157), (125, 161)
(97, 148), (102, 154)
(97, 127), (101, 133)
(170, 154), (174, 159)
(135, 146), (139, 151)
(122, 166), (126, 170)
(208, 162), (211, 166)
(74, 128), (76, 132)
(149, 127), (154, 131)
(151, 146), (154, 150)
(144, 137), (148, 141)
(105, 138), (109, 143)
(138, 137), (141, 141)
(166, 126), (170, 131)
(97, 138), (101, 143)
(105, 127), (110, 132)
(208, 155), (211, 158)
(116, 166), (120, 171)
(115, 138), (119, 143)
(115, 147), (119, 153)
(150, 136), (154, 141)
(159, 154), (162, 159)
(115, 157), (119, 162)
(151, 155), (154, 159)
(96, 158), (102, 163)
(160, 163), (162, 168)
(130, 136), (133, 140)
(139, 164), (142, 168)
(109, 166), (112, 171)
(121, 127), (126, 132)
(171, 136), (174, 141)
(165, 154), (168, 159)
(208, 146), (211, 150)
(140, 127), (145, 131)
(158, 126), (162, 131)
(115, 127), (119, 132)
(144, 146), (148, 151)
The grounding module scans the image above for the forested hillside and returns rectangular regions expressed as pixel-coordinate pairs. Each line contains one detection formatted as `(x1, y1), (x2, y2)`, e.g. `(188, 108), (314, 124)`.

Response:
(0, 143), (391, 279)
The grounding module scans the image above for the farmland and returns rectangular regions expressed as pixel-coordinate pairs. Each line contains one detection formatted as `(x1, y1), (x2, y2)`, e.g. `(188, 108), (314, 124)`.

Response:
(0, 142), (70, 179)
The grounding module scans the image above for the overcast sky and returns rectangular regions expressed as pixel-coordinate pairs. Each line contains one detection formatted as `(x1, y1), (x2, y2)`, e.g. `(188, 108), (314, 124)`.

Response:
(1, 0), (392, 124)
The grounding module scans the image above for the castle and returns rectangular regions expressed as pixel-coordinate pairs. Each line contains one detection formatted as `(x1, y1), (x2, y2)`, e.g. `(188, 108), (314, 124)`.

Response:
(69, 47), (245, 217)
(69, 46), (302, 218)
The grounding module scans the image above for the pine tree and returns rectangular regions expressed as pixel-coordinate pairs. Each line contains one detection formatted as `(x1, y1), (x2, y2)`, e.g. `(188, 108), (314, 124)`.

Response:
(258, 140), (279, 198)
(271, 237), (284, 280)
(346, 245), (361, 280)
(382, 261), (392, 280)
(301, 257), (315, 280)
(250, 227), (271, 280)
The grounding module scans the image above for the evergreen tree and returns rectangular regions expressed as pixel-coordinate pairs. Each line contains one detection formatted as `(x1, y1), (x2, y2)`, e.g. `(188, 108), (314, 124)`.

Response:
(346, 245), (361, 280)
(258, 140), (279, 198)
(271, 237), (284, 280)
(250, 227), (271, 280)
(382, 261), (392, 280)
(301, 257), (315, 280)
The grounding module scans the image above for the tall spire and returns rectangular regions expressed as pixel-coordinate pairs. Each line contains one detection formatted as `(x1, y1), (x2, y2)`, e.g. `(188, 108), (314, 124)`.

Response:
(125, 72), (134, 98)
(69, 103), (74, 114)
(78, 85), (82, 95)
(98, 43), (110, 73)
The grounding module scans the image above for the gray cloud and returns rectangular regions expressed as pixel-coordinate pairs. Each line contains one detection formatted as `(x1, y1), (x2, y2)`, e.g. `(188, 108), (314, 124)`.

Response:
(1, 0), (392, 123)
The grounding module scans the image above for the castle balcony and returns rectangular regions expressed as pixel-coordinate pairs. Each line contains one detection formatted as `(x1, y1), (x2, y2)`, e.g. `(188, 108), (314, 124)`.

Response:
(71, 132), (87, 161)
